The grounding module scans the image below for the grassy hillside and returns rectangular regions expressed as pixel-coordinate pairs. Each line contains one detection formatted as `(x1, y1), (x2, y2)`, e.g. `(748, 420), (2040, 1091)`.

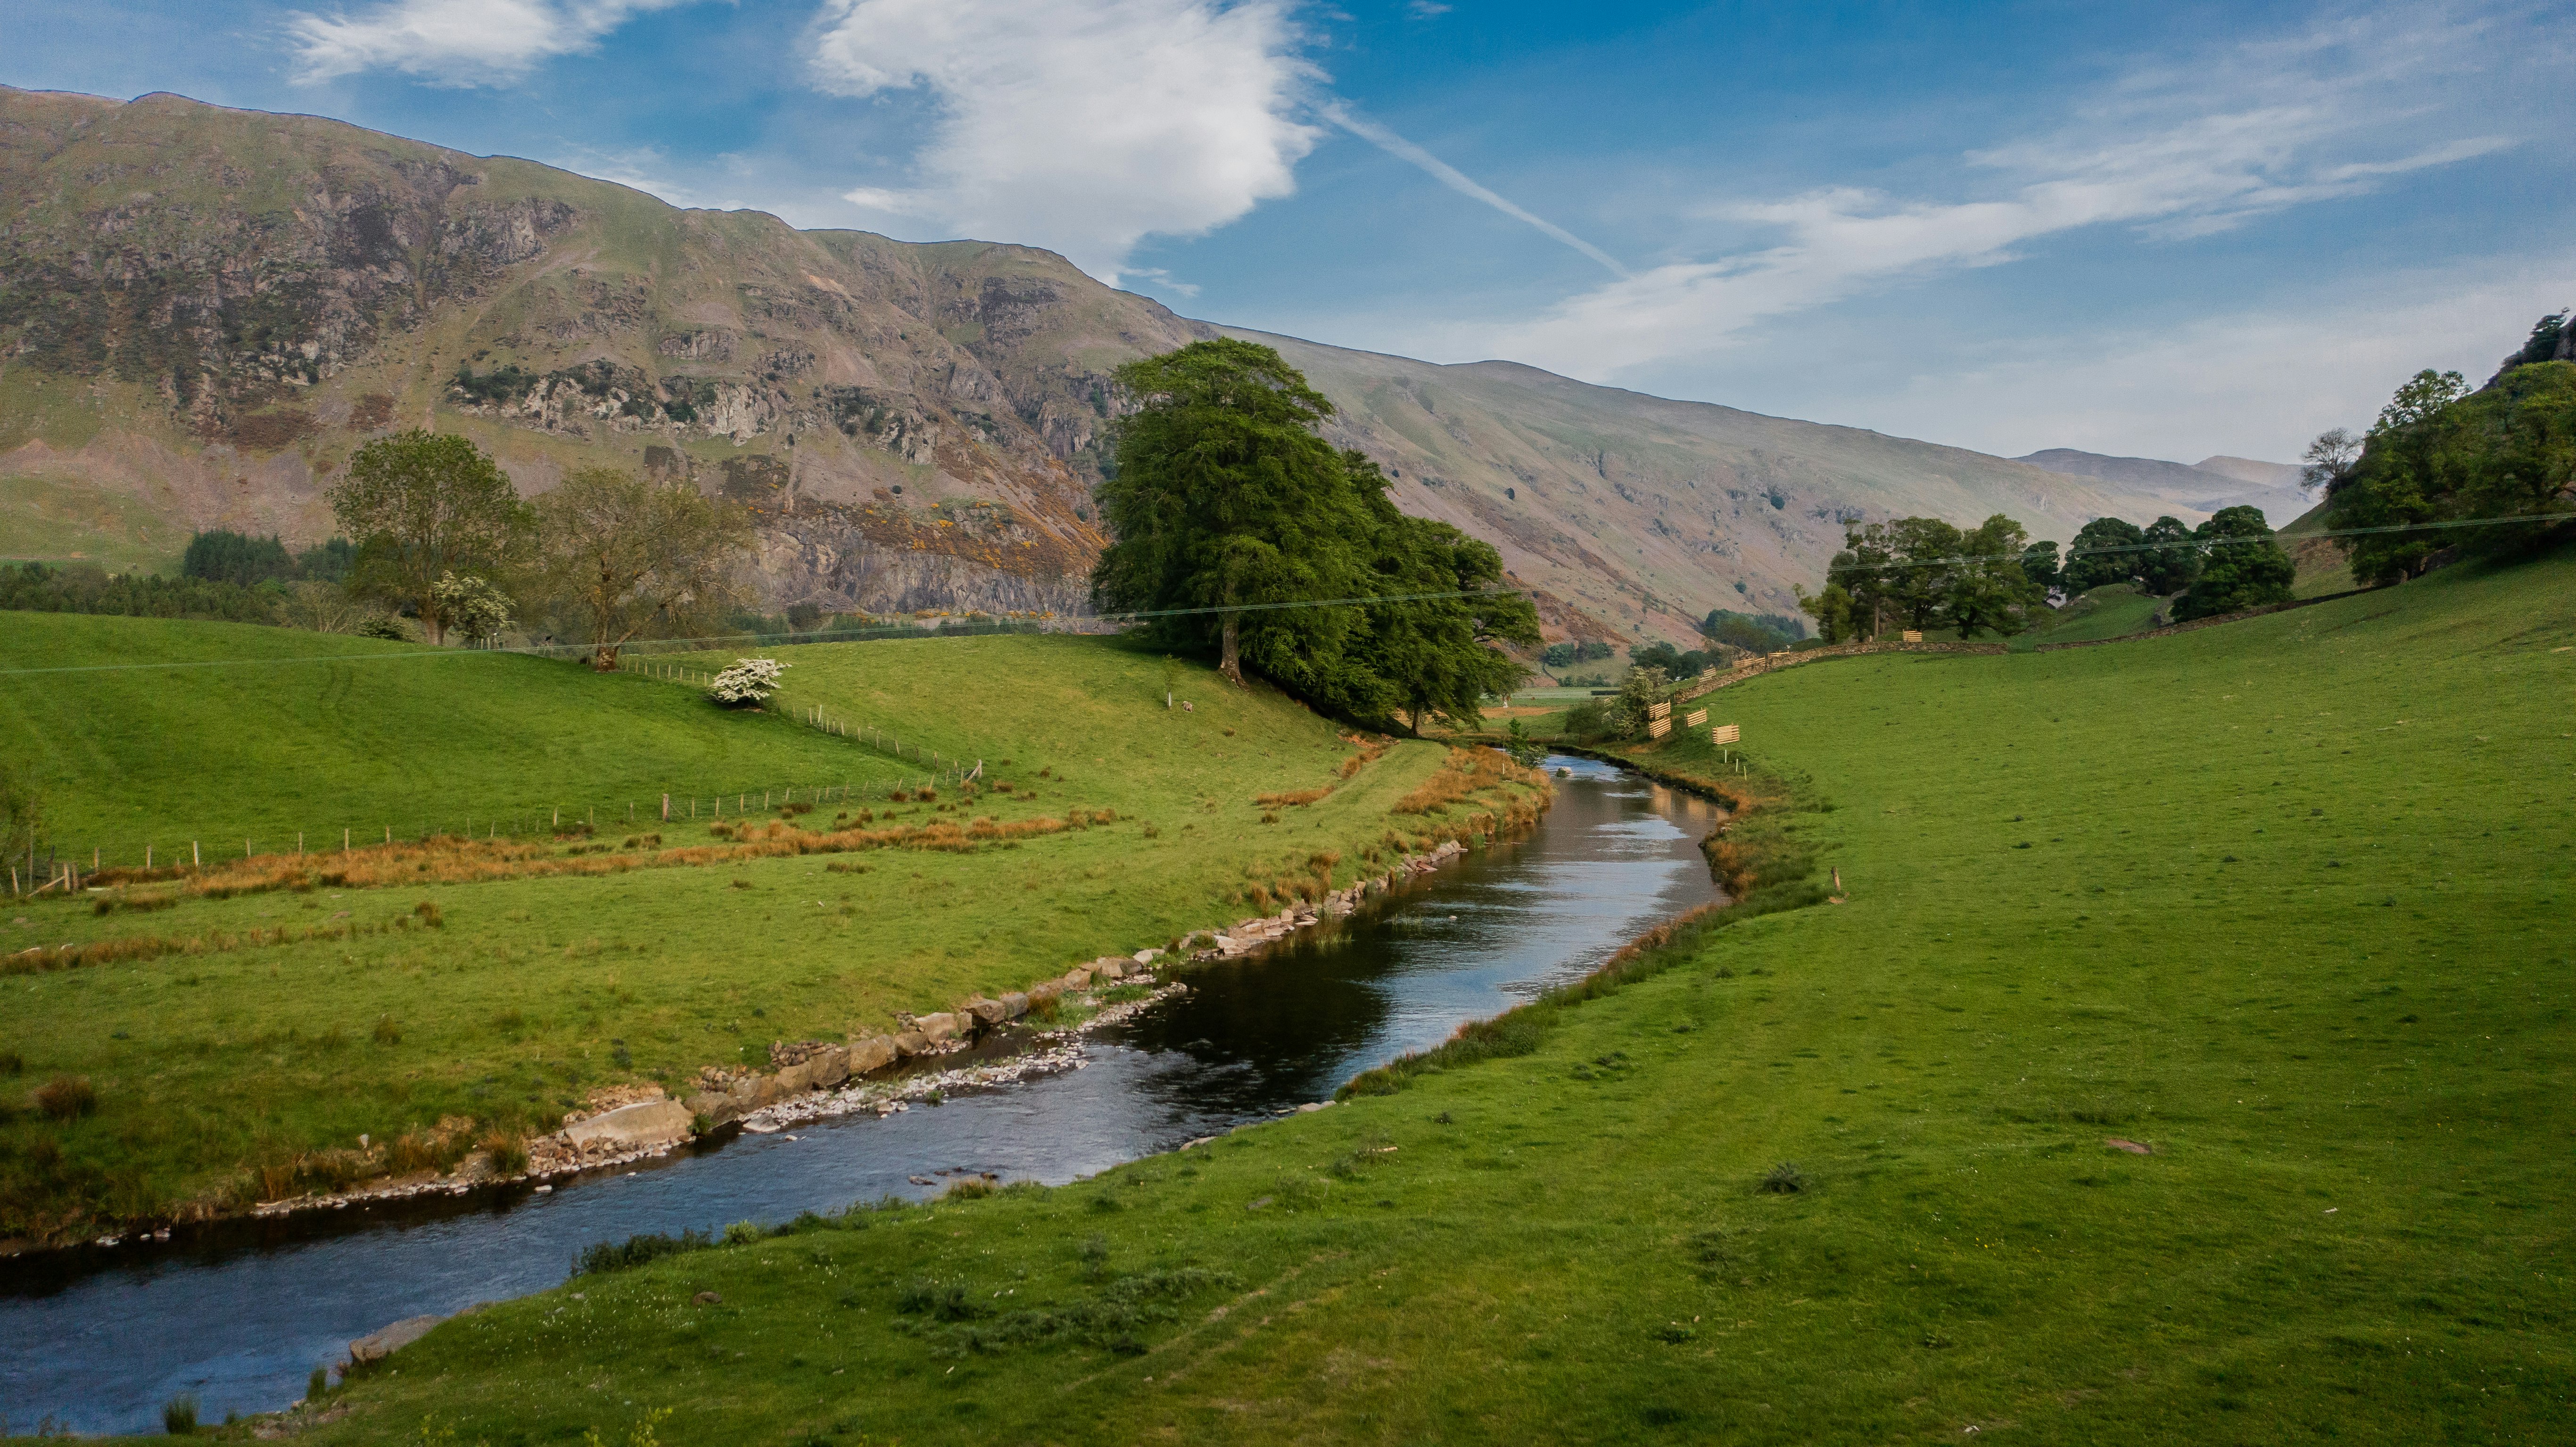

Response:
(0, 624), (1544, 1242)
(0, 615), (899, 856)
(284, 546), (2574, 1444)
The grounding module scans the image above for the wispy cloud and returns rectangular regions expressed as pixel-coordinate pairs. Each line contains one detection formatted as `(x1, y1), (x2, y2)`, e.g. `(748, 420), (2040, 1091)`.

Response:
(809, 0), (1321, 283)
(1491, 9), (2524, 379)
(1324, 103), (1628, 278)
(1122, 267), (1202, 297)
(286, 0), (696, 83)
(1845, 249), (2576, 469)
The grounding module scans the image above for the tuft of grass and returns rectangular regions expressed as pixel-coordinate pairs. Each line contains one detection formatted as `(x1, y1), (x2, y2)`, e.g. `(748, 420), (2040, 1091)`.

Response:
(1758, 1161), (1805, 1194)
(33, 1074), (95, 1121)
(161, 1394), (198, 1435)
(573, 1228), (712, 1277)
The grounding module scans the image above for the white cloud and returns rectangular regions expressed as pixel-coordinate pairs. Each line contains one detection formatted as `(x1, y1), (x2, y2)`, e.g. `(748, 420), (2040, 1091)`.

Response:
(286, 0), (694, 83)
(1122, 267), (1202, 297)
(809, 0), (1322, 282)
(1809, 252), (2576, 465)
(1489, 10), (2523, 380)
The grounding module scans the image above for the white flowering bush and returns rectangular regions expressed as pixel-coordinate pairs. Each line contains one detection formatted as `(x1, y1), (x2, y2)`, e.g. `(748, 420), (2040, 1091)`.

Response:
(709, 657), (790, 706)
(429, 571), (512, 646)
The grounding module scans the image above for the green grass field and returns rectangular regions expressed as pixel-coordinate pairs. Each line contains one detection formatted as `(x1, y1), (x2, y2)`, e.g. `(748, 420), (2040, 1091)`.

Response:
(273, 544), (2576, 1445)
(0, 616), (928, 860)
(0, 626), (1542, 1243)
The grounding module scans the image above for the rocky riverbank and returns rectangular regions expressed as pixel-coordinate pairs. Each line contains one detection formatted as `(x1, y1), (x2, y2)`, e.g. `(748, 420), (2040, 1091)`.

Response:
(191, 840), (1483, 1238)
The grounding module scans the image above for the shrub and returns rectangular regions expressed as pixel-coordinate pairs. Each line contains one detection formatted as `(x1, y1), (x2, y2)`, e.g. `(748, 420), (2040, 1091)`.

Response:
(479, 1130), (529, 1176)
(573, 1228), (712, 1276)
(163, 1394), (199, 1435)
(708, 657), (789, 706)
(722, 1220), (762, 1245)
(1271, 1173), (1329, 1212)
(307, 1365), (331, 1402)
(34, 1075), (96, 1121)
(897, 1277), (985, 1321)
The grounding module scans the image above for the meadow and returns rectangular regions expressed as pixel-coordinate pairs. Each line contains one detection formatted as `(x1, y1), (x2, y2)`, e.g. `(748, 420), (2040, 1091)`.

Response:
(0, 629), (1545, 1243)
(267, 542), (2575, 1445)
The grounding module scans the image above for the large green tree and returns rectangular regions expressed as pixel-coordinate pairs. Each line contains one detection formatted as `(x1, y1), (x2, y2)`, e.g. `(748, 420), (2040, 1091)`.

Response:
(327, 430), (531, 644)
(2061, 516), (2147, 592)
(2173, 505), (2295, 620)
(2137, 516), (2202, 595)
(1091, 340), (1535, 729)
(534, 467), (755, 670)
(1888, 517), (1964, 630)
(1944, 514), (2047, 638)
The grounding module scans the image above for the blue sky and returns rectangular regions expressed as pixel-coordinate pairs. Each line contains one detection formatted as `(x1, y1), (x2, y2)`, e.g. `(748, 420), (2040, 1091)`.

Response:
(7, 0), (2570, 463)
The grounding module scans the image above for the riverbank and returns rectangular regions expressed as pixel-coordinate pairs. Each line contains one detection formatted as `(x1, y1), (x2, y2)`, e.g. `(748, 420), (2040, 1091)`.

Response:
(1, 622), (1548, 1249)
(167, 837), (1501, 1243)
(250, 547), (2576, 1444)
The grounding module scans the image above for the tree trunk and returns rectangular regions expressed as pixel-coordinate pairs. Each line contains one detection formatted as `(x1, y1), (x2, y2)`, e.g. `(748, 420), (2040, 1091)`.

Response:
(1220, 613), (1244, 686)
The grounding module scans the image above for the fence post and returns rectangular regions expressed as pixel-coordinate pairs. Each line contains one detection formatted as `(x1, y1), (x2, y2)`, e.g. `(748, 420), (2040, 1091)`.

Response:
(193, 841), (201, 866)
(662, 794), (670, 822)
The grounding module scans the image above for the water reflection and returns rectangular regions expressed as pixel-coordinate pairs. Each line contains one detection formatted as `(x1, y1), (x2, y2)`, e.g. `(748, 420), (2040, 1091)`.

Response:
(0, 756), (1718, 1434)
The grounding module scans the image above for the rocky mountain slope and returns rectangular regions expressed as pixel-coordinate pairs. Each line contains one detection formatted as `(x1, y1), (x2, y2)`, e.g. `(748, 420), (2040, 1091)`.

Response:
(2017, 448), (2307, 527)
(1, 85), (2203, 644)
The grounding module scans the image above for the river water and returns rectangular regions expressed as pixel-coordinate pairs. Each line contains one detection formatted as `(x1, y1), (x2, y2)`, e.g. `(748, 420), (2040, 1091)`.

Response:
(0, 757), (1721, 1435)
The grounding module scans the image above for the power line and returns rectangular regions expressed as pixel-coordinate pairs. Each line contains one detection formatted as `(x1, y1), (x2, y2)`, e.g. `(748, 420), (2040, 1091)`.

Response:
(1825, 510), (2576, 576)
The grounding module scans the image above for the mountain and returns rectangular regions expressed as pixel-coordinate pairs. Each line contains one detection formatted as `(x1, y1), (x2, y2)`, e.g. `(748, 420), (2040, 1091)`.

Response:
(2016, 448), (2309, 528)
(1, 86), (2199, 647)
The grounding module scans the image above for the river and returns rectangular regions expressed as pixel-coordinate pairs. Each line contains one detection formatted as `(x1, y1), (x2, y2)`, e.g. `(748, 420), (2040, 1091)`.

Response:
(0, 756), (1721, 1435)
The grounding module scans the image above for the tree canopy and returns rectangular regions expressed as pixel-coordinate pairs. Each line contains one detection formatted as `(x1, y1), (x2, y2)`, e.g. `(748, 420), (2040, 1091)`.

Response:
(1091, 340), (1536, 731)
(327, 430), (531, 644)
(2060, 517), (2147, 593)
(1799, 513), (2047, 641)
(533, 466), (753, 669)
(2171, 506), (2296, 620)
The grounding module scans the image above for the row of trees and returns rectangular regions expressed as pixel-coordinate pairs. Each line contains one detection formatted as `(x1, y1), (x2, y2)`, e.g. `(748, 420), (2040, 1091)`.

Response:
(1795, 504), (2297, 641)
(1796, 514), (2054, 642)
(2307, 328), (2575, 585)
(2063, 507), (2295, 620)
(324, 430), (753, 666)
(1090, 341), (1539, 732)
(180, 530), (355, 588)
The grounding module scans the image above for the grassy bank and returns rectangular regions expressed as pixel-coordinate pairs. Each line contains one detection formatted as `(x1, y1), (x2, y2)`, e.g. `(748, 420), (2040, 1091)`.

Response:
(260, 544), (2576, 1445)
(0, 625), (1546, 1243)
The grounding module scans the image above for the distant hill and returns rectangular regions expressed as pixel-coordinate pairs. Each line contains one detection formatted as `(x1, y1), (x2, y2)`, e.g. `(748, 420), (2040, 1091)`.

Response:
(2015, 448), (2308, 528)
(0, 85), (2199, 647)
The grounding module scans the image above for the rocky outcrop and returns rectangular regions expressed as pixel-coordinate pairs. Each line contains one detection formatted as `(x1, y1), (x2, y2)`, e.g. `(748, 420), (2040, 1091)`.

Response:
(560, 1098), (693, 1153)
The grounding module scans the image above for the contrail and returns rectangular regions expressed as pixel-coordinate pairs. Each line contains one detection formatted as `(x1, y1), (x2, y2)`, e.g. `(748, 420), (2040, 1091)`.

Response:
(1322, 103), (1630, 280)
